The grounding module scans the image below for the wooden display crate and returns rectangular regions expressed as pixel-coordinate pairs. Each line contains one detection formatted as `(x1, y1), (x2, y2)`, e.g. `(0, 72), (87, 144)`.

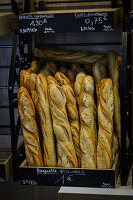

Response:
(0, 152), (12, 182)
(20, 153), (119, 188)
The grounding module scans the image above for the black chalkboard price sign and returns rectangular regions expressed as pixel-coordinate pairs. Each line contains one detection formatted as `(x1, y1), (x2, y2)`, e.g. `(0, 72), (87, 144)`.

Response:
(19, 9), (121, 34)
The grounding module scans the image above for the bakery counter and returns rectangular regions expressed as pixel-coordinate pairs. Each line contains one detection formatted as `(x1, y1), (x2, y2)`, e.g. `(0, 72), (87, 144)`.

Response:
(58, 174), (133, 200)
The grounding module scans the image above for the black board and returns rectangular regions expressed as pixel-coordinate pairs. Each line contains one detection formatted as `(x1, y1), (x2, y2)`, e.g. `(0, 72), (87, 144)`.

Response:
(20, 166), (116, 188)
(19, 11), (115, 34)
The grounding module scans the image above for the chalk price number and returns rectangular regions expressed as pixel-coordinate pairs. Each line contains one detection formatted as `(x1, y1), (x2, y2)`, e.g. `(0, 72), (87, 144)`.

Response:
(30, 19), (47, 26)
(84, 16), (107, 26)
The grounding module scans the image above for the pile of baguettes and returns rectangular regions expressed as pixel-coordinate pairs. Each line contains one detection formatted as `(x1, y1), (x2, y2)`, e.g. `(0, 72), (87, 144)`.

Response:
(18, 49), (121, 169)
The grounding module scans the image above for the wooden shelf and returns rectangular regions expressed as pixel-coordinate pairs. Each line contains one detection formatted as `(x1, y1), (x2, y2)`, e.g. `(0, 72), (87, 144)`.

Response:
(0, 12), (18, 37)
(19, 8), (122, 34)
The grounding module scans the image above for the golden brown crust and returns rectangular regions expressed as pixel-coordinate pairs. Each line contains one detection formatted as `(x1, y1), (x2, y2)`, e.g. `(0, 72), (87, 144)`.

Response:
(48, 83), (78, 168)
(66, 70), (76, 88)
(79, 76), (97, 169)
(36, 73), (56, 167)
(74, 72), (86, 104)
(55, 72), (71, 86)
(61, 84), (81, 167)
(59, 66), (68, 75)
(92, 62), (107, 103)
(28, 61), (41, 74)
(40, 68), (51, 77)
(47, 75), (58, 86)
(29, 73), (38, 105)
(34, 48), (106, 64)
(20, 70), (31, 93)
(17, 87), (44, 167)
(45, 61), (57, 75)
(108, 51), (121, 146)
(97, 78), (114, 169)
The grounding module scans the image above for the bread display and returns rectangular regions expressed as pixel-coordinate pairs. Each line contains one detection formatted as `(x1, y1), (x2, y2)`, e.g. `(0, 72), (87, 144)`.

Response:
(48, 83), (78, 168)
(79, 76), (97, 169)
(36, 73), (56, 167)
(17, 87), (44, 167)
(108, 51), (121, 146)
(61, 84), (80, 166)
(92, 61), (107, 103)
(34, 47), (107, 64)
(97, 78), (114, 169)
(18, 48), (120, 170)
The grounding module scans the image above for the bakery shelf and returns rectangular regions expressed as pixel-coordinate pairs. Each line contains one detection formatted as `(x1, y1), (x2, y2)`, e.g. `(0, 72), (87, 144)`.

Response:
(0, 152), (12, 182)
(19, 8), (122, 34)
(0, 12), (18, 37)
(19, 154), (119, 188)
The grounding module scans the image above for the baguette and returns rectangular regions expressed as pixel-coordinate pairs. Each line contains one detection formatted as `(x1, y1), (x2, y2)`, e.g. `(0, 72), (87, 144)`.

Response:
(47, 75), (58, 86)
(66, 70), (76, 88)
(45, 61), (57, 75)
(79, 76), (97, 169)
(55, 72), (71, 86)
(17, 87), (44, 167)
(97, 78), (114, 169)
(71, 63), (83, 74)
(34, 48), (106, 65)
(28, 61), (41, 74)
(40, 68), (51, 77)
(36, 73), (56, 167)
(48, 83), (78, 168)
(20, 70), (30, 92)
(108, 51), (121, 146)
(29, 73), (38, 105)
(59, 66), (68, 75)
(61, 84), (80, 166)
(92, 61), (107, 103)
(74, 72), (86, 104)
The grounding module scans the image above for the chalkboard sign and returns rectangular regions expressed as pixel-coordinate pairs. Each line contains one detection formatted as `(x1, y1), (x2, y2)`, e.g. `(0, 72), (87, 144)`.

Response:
(130, 13), (133, 34)
(20, 167), (116, 188)
(0, 164), (6, 182)
(19, 11), (115, 34)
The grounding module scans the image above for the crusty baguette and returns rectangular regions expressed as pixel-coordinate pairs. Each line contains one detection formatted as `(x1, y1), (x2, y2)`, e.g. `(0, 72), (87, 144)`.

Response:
(47, 75), (58, 86)
(55, 72), (71, 86)
(45, 61), (57, 75)
(17, 87), (44, 167)
(74, 72), (86, 104)
(59, 66), (68, 75)
(48, 83), (78, 168)
(66, 70), (76, 88)
(108, 51), (121, 146)
(29, 73), (38, 105)
(34, 48), (107, 65)
(20, 70), (30, 92)
(61, 84), (80, 166)
(97, 78), (114, 169)
(113, 133), (119, 162)
(28, 61), (41, 74)
(36, 73), (56, 167)
(40, 68), (51, 77)
(71, 63), (83, 74)
(79, 76), (97, 169)
(92, 61), (107, 104)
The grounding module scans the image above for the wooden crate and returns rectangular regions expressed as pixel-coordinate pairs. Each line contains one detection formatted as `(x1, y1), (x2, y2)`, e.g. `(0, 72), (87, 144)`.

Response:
(0, 152), (12, 182)
(32, 0), (122, 11)
(20, 153), (119, 188)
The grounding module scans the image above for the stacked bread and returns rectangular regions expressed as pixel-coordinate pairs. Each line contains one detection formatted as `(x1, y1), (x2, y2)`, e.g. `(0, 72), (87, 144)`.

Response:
(18, 49), (120, 169)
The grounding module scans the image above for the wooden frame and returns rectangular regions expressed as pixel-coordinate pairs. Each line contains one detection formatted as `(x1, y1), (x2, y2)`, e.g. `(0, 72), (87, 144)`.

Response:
(0, 152), (12, 181)
(0, 12), (18, 37)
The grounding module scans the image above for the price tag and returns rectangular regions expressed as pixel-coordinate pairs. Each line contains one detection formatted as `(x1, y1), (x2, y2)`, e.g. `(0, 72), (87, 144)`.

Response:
(19, 11), (114, 34)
